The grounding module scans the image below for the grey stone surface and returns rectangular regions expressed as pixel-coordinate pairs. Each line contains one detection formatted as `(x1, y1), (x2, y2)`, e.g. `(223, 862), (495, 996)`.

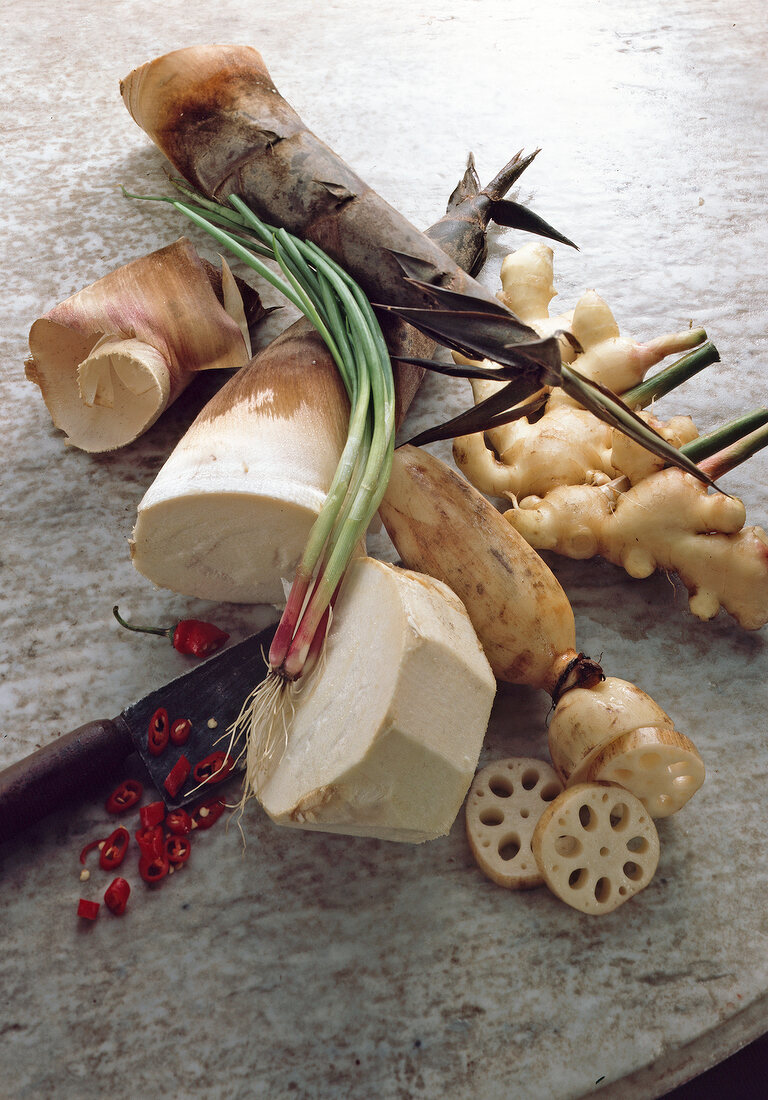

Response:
(1, 1), (766, 1097)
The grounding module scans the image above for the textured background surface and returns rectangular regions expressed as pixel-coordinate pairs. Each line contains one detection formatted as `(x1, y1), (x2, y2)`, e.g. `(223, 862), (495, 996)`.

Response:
(1, 1), (766, 1097)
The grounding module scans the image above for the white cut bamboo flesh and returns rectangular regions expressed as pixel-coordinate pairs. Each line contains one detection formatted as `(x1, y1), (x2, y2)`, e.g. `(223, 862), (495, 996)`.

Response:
(131, 320), (349, 604)
(257, 557), (496, 843)
(25, 239), (252, 453)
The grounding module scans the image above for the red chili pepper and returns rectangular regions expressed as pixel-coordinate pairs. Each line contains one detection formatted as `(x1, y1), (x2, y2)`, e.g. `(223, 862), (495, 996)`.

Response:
(113, 606), (229, 659)
(104, 877), (131, 916)
(170, 717), (192, 746)
(191, 797), (226, 831)
(79, 837), (103, 865)
(172, 620), (230, 658)
(139, 852), (169, 884)
(166, 809), (192, 836)
(165, 835), (191, 865)
(148, 707), (170, 756)
(135, 824), (164, 858)
(139, 801), (166, 829)
(105, 779), (143, 815)
(99, 827), (130, 871)
(164, 755), (191, 799)
(77, 898), (100, 920)
(192, 751), (233, 786)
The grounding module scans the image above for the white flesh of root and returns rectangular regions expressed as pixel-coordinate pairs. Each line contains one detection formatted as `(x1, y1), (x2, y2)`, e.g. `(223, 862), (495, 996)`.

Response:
(532, 782), (660, 915)
(25, 239), (251, 453)
(465, 758), (563, 889)
(253, 557), (496, 843)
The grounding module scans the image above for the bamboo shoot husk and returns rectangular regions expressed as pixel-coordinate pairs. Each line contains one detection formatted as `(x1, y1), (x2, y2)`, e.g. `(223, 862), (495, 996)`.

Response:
(25, 238), (259, 452)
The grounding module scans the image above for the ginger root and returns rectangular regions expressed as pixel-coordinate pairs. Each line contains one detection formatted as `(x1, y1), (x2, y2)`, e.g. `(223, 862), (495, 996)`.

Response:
(509, 470), (768, 630)
(453, 242), (768, 630)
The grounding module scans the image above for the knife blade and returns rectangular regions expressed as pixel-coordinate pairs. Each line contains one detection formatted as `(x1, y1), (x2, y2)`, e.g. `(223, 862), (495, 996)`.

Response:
(0, 622), (276, 844)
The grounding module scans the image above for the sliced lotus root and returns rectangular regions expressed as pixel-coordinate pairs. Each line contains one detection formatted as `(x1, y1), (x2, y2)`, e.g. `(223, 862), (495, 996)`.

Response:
(465, 758), (563, 889)
(568, 726), (705, 818)
(532, 782), (660, 914)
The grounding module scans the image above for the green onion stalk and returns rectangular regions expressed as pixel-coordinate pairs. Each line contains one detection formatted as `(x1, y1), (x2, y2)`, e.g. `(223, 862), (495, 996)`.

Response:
(130, 186), (396, 784)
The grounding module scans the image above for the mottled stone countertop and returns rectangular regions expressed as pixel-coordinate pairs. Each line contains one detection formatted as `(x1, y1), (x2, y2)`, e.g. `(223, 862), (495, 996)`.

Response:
(1, 2), (766, 1097)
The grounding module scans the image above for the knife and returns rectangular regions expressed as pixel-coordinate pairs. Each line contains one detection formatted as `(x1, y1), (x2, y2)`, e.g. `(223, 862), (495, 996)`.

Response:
(0, 622), (276, 844)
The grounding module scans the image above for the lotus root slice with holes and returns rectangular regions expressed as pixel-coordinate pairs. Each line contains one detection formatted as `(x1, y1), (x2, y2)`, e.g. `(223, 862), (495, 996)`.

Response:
(532, 782), (660, 914)
(465, 758), (563, 888)
(568, 727), (705, 818)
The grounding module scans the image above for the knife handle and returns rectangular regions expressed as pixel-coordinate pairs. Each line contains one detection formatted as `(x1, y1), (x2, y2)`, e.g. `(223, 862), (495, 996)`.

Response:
(0, 718), (134, 844)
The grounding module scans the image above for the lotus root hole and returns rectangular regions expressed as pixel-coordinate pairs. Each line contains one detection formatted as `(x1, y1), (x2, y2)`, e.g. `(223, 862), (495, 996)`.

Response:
(554, 833), (581, 857)
(498, 835), (521, 861)
(520, 808), (530, 819)
(578, 804), (595, 830)
(521, 769), (539, 790)
(594, 877), (611, 904)
(479, 808), (504, 827)
(623, 861), (643, 881)
(489, 777), (513, 798)
(610, 803), (629, 830)
(612, 767), (633, 782)
(626, 835), (649, 854)
(640, 752), (662, 769)
(568, 867), (589, 890)
(599, 846), (609, 857)
(541, 782), (561, 802)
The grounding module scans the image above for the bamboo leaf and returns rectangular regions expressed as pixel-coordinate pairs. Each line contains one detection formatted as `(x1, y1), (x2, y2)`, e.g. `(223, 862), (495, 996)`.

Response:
(376, 301), (561, 382)
(405, 386), (546, 447)
(488, 199), (578, 249)
(392, 355), (532, 382)
(562, 365), (719, 488)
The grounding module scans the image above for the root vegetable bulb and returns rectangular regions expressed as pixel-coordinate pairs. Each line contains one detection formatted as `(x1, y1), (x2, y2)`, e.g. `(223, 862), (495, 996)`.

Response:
(257, 557), (496, 843)
(25, 239), (254, 452)
(378, 445), (601, 697)
(131, 321), (349, 605)
(548, 677), (705, 818)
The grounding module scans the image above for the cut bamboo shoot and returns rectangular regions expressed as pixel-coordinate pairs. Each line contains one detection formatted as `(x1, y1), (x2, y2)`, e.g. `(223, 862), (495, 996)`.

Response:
(257, 557), (496, 843)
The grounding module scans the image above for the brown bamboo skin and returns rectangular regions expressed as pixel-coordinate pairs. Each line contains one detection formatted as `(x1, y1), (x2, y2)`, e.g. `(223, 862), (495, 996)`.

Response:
(121, 45), (544, 424)
(120, 46), (516, 316)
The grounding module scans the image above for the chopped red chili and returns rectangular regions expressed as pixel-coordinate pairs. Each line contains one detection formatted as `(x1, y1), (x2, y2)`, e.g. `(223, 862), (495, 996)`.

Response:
(135, 824), (164, 859)
(99, 826), (130, 871)
(192, 751), (233, 785)
(191, 797), (226, 831)
(79, 837), (103, 865)
(139, 801), (166, 829)
(165, 809), (192, 836)
(105, 779), (143, 814)
(165, 835), (191, 865)
(104, 877), (131, 916)
(139, 852), (169, 884)
(77, 898), (100, 920)
(170, 717), (192, 747)
(164, 755), (191, 799)
(148, 707), (170, 756)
